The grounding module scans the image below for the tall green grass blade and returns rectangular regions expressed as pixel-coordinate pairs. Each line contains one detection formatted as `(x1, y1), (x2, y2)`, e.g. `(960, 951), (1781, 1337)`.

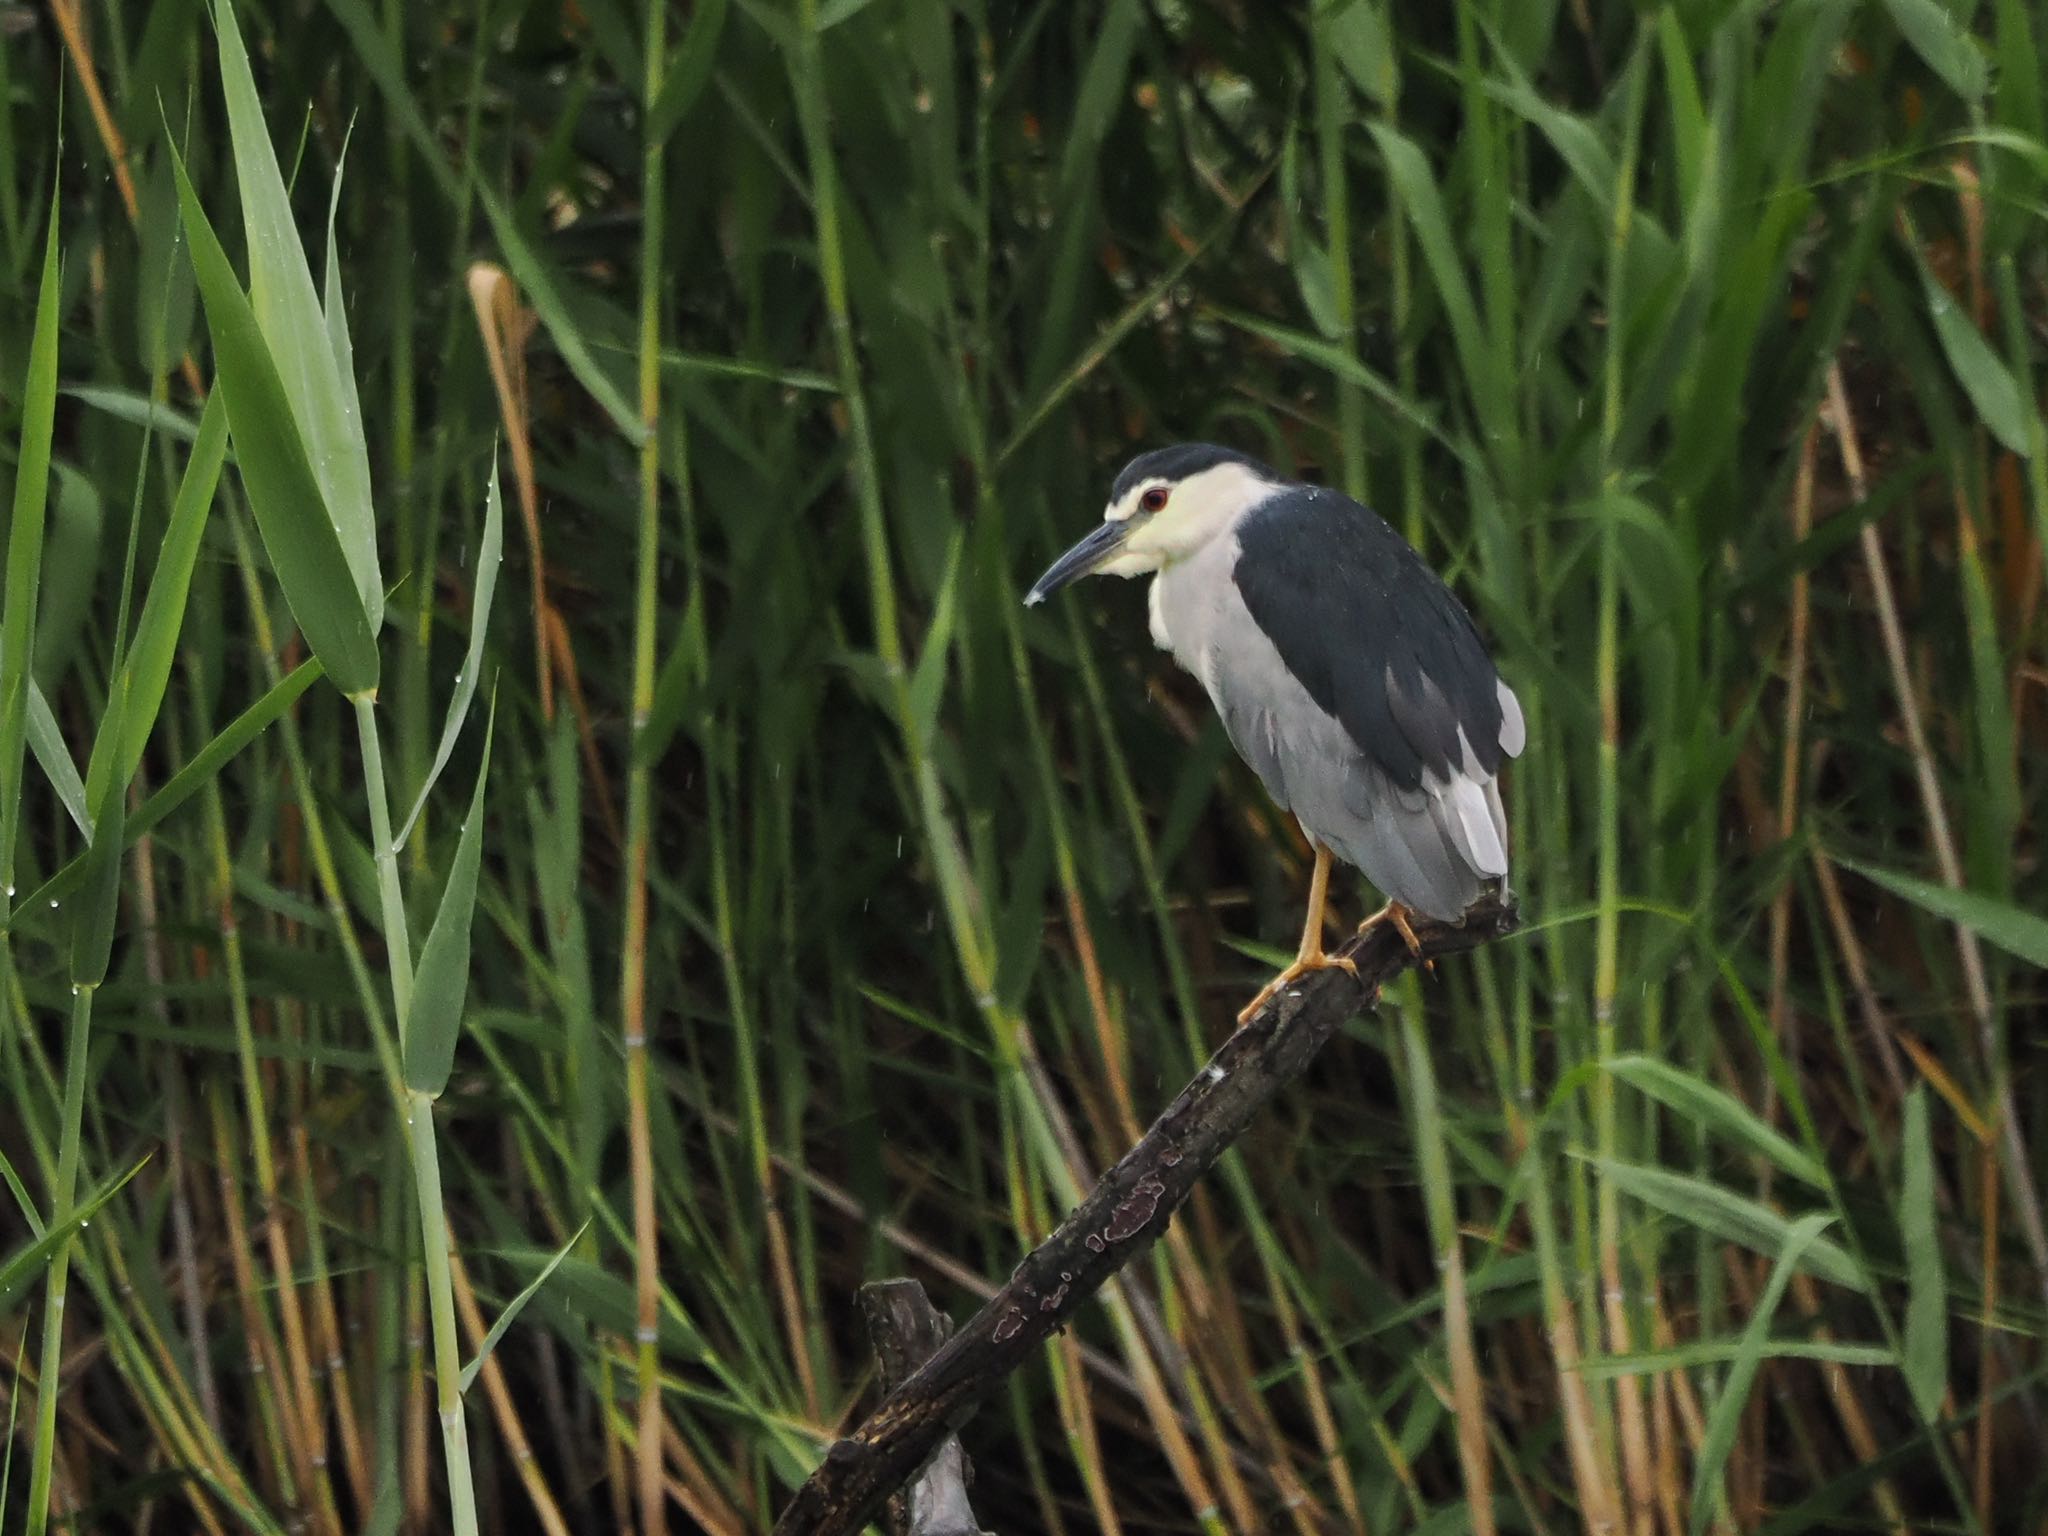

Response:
(91, 392), (229, 799)
(1839, 857), (2048, 969)
(171, 145), (380, 695)
(0, 181), (61, 922)
(1606, 1055), (1826, 1188)
(396, 461), (503, 848)
(1993, 0), (2043, 157)
(1689, 1213), (1838, 1536)
(1899, 1087), (1946, 1423)
(403, 701), (494, 1097)
(1581, 1338), (1897, 1377)
(1367, 123), (1497, 436)
(213, 0), (383, 622)
(458, 1219), (589, 1394)
(647, 0), (726, 146)
(137, 151), (198, 381)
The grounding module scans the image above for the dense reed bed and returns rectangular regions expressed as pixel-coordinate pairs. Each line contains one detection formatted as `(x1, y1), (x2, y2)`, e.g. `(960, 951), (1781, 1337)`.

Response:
(3, 2), (2046, 1531)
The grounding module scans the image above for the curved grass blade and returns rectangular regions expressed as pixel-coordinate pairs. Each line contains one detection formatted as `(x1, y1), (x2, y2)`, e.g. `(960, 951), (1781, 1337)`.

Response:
(0, 181), (62, 922)
(3, 658), (324, 934)
(213, 0), (382, 622)
(1591, 1157), (1868, 1292)
(403, 698), (495, 1097)
(458, 1219), (590, 1394)
(60, 386), (204, 443)
(1839, 855), (2048, 968)
(0, 1157), (151, 1317)
(170, 144), (380, 695)
(1606, 1054), (1826, 1187)
(397, 460), (503, 849)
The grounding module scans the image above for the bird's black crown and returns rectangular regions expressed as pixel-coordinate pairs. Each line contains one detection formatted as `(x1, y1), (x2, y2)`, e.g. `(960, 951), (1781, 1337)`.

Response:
(1109, 443), (1280, 503)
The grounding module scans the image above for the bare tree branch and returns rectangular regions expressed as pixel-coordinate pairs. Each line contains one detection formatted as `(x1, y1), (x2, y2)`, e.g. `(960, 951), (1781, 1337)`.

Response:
(858, 1280), (986, 1536)
(774, 896), (1521, 1536)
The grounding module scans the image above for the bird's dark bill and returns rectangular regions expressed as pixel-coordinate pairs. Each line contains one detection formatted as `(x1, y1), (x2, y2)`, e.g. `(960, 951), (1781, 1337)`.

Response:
(1025, 520), (1131, 605)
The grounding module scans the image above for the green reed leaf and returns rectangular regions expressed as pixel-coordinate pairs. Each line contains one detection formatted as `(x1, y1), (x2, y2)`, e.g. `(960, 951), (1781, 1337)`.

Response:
(171, 144), (380, 695)
(214, 0), (383, 624)
(403, 700), (494, 1096)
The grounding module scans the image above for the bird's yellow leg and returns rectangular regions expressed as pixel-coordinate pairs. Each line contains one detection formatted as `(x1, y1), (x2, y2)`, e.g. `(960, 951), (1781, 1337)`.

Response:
(1237, 844), (1359, 1023)
(1357, 899), (1426, 959)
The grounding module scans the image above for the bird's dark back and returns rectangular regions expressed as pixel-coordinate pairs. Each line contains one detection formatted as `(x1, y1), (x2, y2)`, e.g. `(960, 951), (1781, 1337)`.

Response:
(1231, 486), (1508, 791)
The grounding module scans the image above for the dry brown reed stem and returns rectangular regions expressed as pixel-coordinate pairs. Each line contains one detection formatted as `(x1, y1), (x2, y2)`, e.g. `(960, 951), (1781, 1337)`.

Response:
(1975, 1142), (2000, 1528)
(1496, 1047), (1621, 1536)
(1824, 362), (2048, 1306)
(1271, 1266), (1366, 1536)
(538, 604), (620, 841)
(654, 1416), (748, 1536)
(1054, 1328), (1127, 1536)
(206, 1083), (298, 1516)
(258, 1143), (332, 1532)
(1055, 877), (1309, 1521)
(1767, 420), (1819, 1109)
(1016, 1040), (1238, 1524)
(213, 780), (334, 1530)
(48, 0), (205, 399)
(292, 1127), (372, 1515)
(47, 1), (137, 221)
(1807, 845), (1911, 1101)
(446, 1242), (574, 1536)
(466, 265), (552, 723)
(1442, 1251), (1497, 1535)
(466, 273), (619, 843)
(1061, 881), (1140, 1144)
(132, 812), (221, 1435)
(1791, 1271), (1910, 1536)
(775, 901), (1517, 1536)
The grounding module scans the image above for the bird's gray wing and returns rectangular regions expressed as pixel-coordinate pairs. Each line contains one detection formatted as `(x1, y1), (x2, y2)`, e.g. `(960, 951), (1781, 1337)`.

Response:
(1228, 487), (1523, 918)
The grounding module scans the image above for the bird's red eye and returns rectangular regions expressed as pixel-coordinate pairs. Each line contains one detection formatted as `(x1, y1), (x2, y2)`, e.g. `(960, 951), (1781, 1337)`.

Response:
(1140, 486), (1170, 514)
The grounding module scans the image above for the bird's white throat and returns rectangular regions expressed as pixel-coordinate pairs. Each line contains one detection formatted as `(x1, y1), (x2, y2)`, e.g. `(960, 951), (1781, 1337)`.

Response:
(1096, 461), (1284, 578)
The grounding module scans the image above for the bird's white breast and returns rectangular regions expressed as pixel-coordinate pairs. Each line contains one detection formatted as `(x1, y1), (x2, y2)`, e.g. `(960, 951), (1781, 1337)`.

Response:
(1147, 533), (1244, 698)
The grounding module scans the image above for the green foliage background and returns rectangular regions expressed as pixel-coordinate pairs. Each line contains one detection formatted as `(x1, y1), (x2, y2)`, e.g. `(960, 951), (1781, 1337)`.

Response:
(2, 0), (2046, 1531)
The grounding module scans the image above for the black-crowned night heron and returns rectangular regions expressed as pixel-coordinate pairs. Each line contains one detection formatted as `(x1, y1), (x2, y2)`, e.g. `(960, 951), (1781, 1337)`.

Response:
(1027, 443), (1524, 1020)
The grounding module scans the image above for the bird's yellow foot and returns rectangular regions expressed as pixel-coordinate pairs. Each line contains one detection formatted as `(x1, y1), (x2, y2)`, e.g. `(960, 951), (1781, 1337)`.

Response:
(1236, 943), (1360, 1024)
(1358, 901), (1427, 961)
